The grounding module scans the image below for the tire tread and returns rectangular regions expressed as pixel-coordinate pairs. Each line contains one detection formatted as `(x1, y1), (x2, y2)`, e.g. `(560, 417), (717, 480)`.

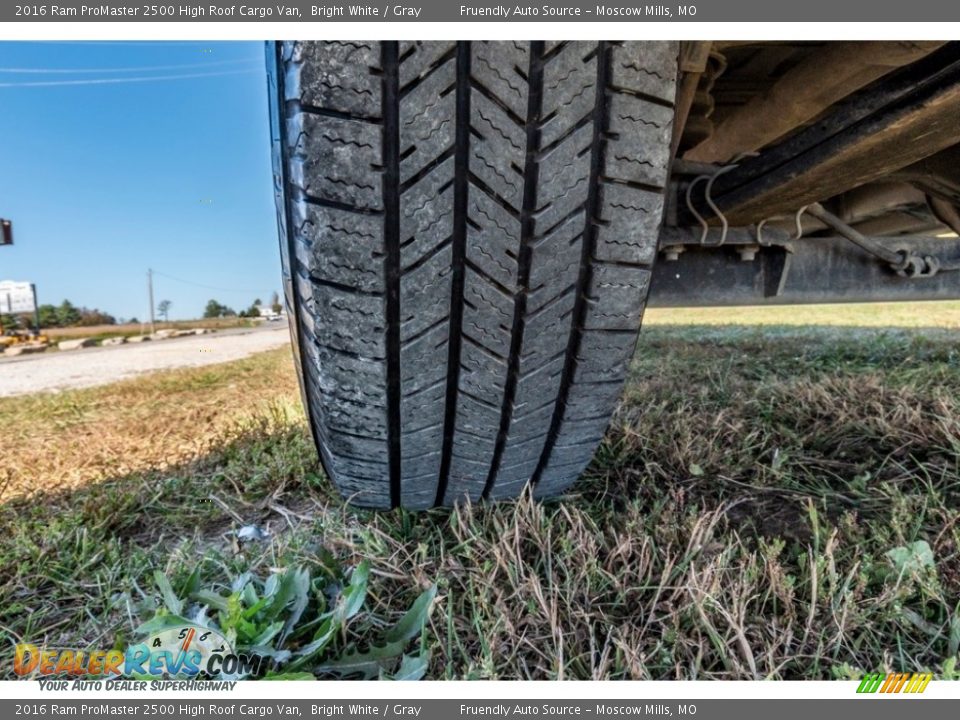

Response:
(271, 40), (677, 508)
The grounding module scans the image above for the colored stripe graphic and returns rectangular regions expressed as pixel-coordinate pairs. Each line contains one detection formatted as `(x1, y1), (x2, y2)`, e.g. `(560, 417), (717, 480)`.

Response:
(856, 673), (885, 693)
(857, 672), (932, 694)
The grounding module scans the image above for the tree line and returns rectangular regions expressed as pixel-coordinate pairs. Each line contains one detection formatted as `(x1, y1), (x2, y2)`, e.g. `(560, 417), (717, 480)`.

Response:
(1, 300), (118, 331)
(1, 292), (284, 333)
(203, 292), (282, 319)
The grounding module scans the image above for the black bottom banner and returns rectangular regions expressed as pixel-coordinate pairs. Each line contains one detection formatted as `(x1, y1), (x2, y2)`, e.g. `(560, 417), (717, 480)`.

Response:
(3, 699), (953, 720)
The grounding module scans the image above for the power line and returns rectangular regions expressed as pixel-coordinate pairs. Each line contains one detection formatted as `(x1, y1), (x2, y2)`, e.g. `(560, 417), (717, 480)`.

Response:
(151, 270), (271, 295)
(0, 58), (259, 74)
(47, 41), (229, 45)
(0, 68), (257, 89)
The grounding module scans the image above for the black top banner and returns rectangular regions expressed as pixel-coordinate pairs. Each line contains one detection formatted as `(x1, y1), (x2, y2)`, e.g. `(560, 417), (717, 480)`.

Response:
(5, 0), (959, 22)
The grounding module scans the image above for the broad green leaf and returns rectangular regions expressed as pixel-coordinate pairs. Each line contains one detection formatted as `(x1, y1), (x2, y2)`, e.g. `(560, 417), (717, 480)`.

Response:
(241, 594), (272, 620)
(154, 571), (183, 615)
(251, 620), (285, 647)
(315, 584), (435, 680)
(265, 567), (310, 623)
(901, 607), (939, 637)
(191, 589), (230, 613)
(310, 613), (335, 640)
(339, 562), (369, 622)
(264, 572), (280, 598)
(285, 619), (337, 671)
(382, 653), (429, 681)
(189, 605), (214, 628)
(180, 565), (202, 599)
(231, 572), (254, 594)
(241, 580), (259, 607)
(948, 613), (960, 659)
(315, 640), (407, 679)
(886, 541), (934, 576)
(134, 613), (193, 636)
(280, 568), (312, 636)
(384, 585), (437, 644)
(233, 616), (263, 644)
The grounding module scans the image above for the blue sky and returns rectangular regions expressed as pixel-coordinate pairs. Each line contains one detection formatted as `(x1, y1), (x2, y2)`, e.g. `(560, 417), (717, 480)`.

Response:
(0, 41), (280, 321)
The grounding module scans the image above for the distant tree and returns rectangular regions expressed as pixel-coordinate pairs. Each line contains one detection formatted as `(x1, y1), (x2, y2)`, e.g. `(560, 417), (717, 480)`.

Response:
(56, 300), (81, 327)
(203, 299), (235, 318)
(270, 291), (282, 315)
(242, 299), (262, 317)
(157, 299), (172, 322)
(128, 317), (139, 325)
(76, 308), (117, 326)
(204, 299), (224, 318)
(37, 304), (59, 328)
(0, 314), (19, 333)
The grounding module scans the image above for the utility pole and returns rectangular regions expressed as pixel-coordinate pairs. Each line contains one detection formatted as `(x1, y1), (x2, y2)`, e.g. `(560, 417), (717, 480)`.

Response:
(31, 283), (39, 336)
(1, 219), (12, 336)
(147, 268), (156, 334)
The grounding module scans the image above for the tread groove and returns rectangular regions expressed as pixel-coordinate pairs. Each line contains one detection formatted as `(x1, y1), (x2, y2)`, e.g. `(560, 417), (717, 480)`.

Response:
(481, 41), (545, 501)
(301, 194), (384, 216)
(383, 42), (403, 509)
(399, 46), (458, 96)
(436, 42), (471, 507)
(297, 102), (383, 124)
(530, 42), (608, 491)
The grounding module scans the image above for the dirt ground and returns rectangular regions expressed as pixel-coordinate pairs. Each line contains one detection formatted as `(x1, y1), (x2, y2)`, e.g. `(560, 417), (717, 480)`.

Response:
(0, 324), (290, 397)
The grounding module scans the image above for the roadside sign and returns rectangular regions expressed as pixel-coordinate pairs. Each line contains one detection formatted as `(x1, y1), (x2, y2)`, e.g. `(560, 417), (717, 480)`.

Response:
(0, 220), (11, 245)
(0, 281), (36, 313)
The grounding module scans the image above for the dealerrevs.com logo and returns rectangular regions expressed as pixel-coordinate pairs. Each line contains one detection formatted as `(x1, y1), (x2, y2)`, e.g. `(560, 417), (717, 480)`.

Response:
(14, 624), (262, 679)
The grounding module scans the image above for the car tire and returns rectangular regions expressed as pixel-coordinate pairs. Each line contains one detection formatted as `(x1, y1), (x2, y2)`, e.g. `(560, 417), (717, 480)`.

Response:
(267, 40), (678, 508)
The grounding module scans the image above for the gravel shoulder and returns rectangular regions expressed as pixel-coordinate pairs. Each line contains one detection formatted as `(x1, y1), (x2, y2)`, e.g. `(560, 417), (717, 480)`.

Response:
(0, 325), (291, 397)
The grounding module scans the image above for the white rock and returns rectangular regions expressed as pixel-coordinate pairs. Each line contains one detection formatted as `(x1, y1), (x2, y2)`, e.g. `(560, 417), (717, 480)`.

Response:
(5, 343), (47, 356)
(236, 525), (270, 543)
(58, 338), (95, 351)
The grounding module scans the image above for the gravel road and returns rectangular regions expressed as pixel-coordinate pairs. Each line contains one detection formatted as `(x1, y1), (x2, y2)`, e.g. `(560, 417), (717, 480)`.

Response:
(0, 325), (291, 397)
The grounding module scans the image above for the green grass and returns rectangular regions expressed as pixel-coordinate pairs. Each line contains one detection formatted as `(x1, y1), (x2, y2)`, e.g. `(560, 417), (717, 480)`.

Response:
(1, 306), (959, 680)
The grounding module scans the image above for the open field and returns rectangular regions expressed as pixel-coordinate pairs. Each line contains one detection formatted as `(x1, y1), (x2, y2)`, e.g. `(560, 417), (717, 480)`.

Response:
(41, 316), (261, 342)
(1, 303), (958, 679)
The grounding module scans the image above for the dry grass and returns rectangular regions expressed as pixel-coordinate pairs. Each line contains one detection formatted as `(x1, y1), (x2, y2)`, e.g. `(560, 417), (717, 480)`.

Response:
(644, 300), (960, 329)
(0, 351), (298, 500)
(43, 317), (258, 341)
(1, 315), (958, 680)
